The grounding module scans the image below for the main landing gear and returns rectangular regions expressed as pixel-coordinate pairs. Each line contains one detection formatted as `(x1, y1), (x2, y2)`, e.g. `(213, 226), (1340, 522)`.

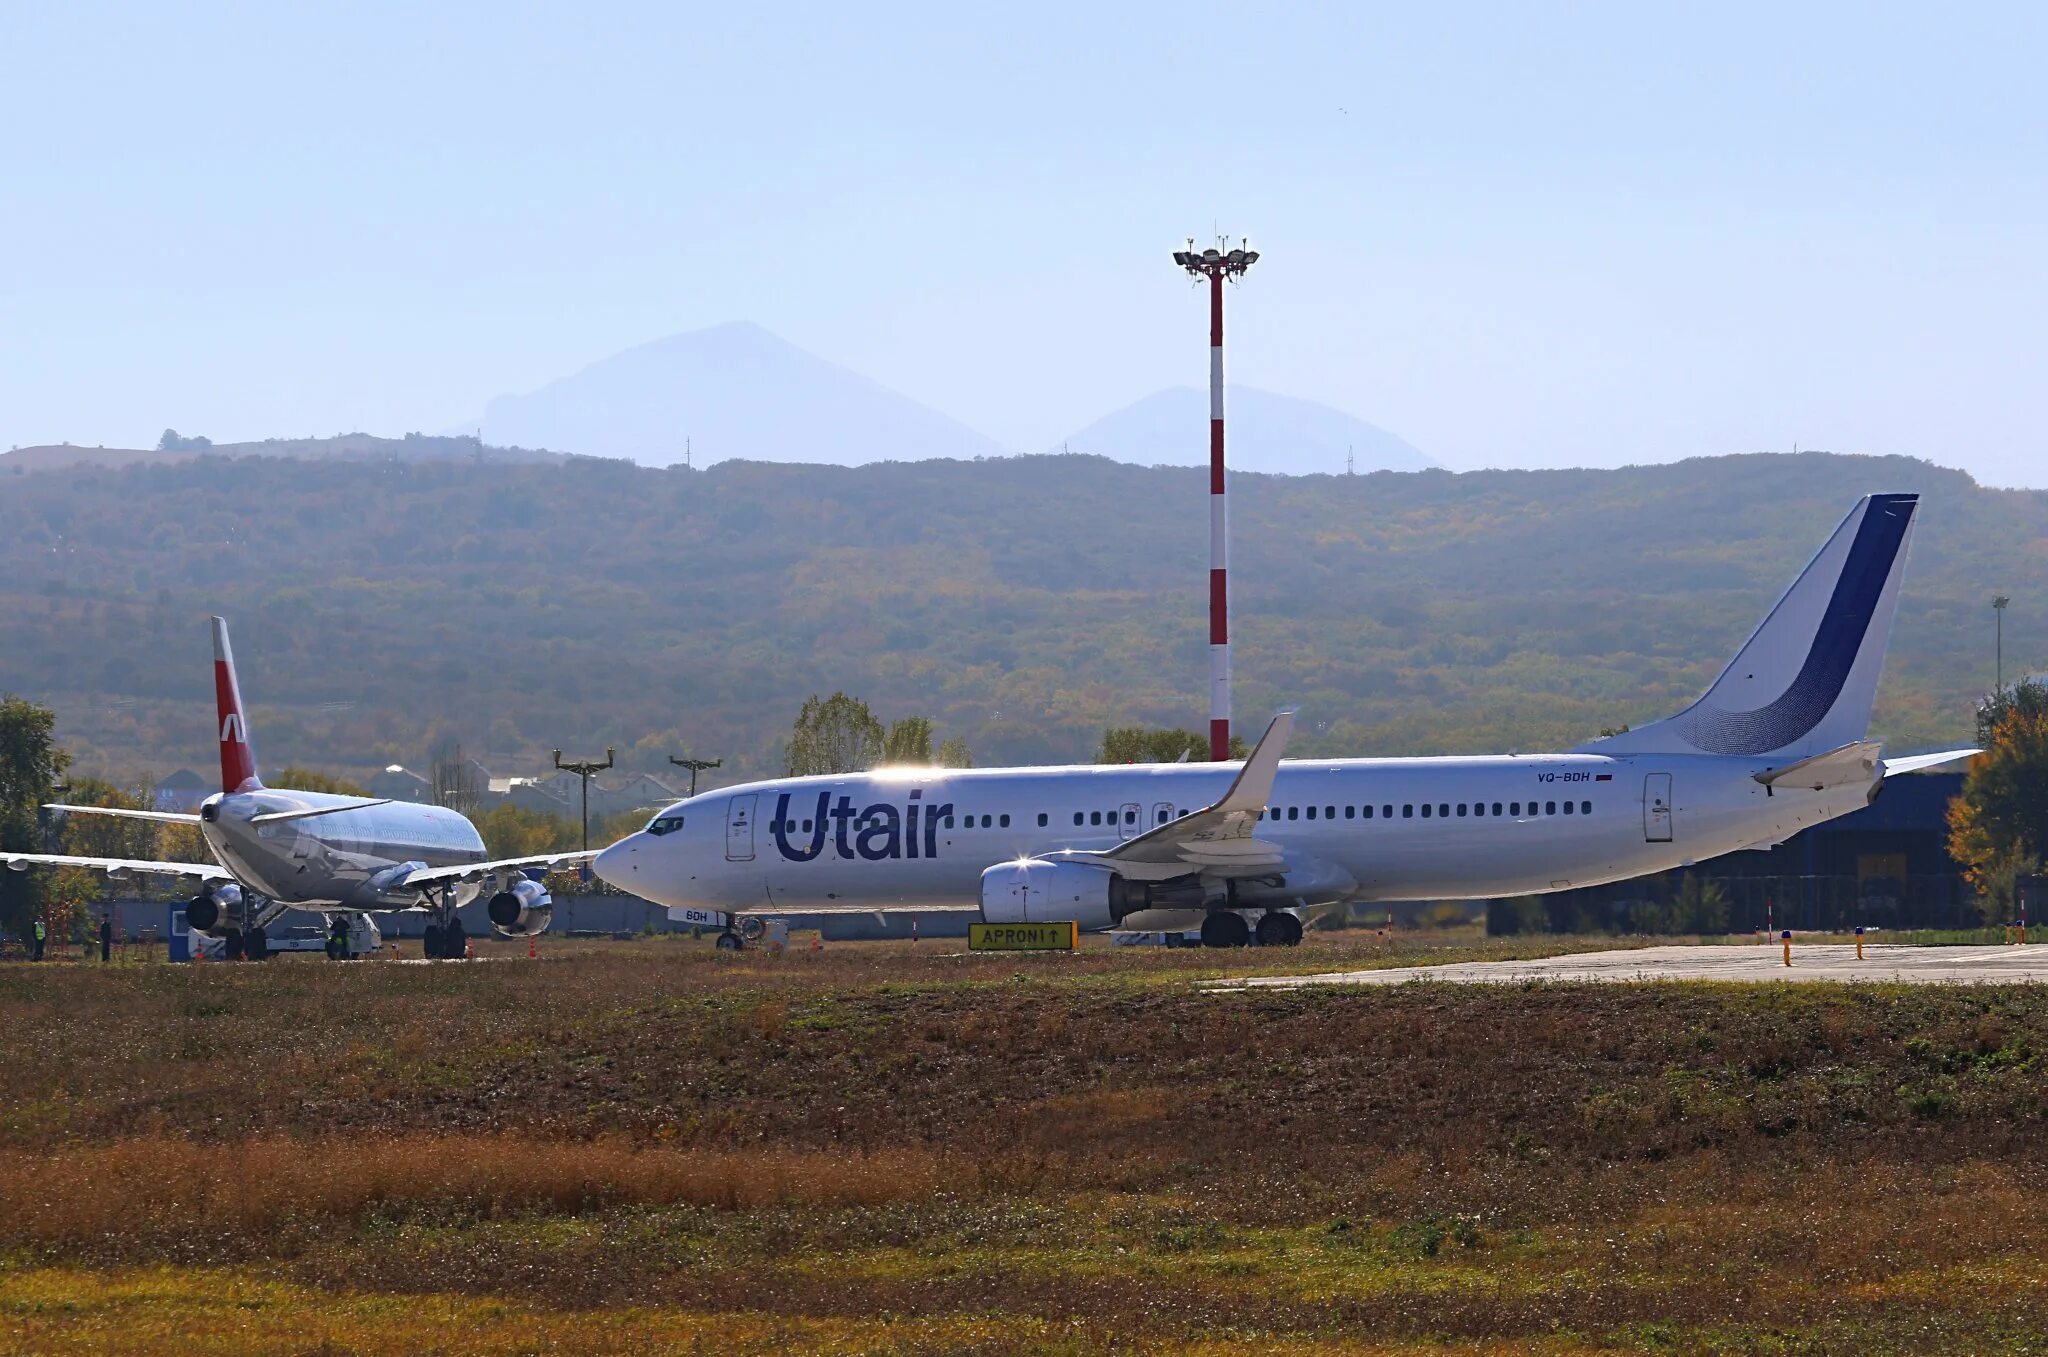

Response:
(421, 885), (467, 960)
(1200, 909), (1304, 948)
(1200, 912), (1250, 949)
(187, 886), (283, 960)
(1255, 911), (1304, 948)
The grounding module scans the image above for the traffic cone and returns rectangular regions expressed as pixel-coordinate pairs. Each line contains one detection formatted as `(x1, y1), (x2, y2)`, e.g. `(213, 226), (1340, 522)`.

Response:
(528, 935), (537, 959)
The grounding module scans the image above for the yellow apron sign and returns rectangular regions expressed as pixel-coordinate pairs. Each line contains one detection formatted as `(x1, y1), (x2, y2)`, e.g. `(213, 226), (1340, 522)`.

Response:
(968, 921), (1079, 951)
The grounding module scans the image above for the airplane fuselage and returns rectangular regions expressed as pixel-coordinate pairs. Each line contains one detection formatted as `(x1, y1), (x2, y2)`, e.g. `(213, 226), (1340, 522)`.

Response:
(202, 789), (488, 909)
(597, 750), (1875, 925)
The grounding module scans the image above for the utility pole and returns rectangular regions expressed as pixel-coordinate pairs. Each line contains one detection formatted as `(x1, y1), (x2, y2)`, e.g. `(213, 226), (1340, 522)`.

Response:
(668, 755), (722, 799)
(1172, 235), (1260, 760)
(1994, 595), (2010, 698)
(552, 747), (615, 853)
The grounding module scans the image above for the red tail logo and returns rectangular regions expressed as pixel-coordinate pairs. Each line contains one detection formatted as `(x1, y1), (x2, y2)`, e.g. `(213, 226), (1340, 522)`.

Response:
(211, 617), (262, 792)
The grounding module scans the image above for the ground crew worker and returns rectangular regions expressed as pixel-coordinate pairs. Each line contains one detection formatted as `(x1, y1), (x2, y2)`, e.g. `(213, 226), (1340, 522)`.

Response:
(99, 915), (113, 963)
(31, 917), (46, 962)
(326, 915), (349, 960)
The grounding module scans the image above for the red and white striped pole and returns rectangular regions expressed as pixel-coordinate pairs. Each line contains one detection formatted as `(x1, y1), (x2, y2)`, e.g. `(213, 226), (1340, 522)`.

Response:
(1207, 269), (1230, 762)
(1173, 239), (1258, 761)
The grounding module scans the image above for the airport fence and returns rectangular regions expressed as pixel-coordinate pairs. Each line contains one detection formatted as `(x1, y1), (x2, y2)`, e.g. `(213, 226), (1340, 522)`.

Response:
(1489, 873), (1986, 936)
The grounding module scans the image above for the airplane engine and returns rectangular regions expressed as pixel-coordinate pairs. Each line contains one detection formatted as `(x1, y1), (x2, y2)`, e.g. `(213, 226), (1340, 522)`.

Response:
(978, 858), (1145, 931)
(184, 882), (242, 935)
(486, 877), (553, 937)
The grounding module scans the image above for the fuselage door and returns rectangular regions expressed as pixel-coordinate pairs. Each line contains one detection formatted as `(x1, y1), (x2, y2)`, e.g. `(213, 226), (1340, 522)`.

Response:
(1118, 802), (1143, 842)
(1643, 773), (1674, 843)
(1152, 800), (1176, 828)
(725, 793), (757, 862)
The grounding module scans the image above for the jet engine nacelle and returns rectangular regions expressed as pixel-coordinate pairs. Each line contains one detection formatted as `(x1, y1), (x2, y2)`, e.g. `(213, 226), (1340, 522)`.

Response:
(486, 877), (553, 937)
(978, 858), (1144, 931)
(184, 882), (242, 936)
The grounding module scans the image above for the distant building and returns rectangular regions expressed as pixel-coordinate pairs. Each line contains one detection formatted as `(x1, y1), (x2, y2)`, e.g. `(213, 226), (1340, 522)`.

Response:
(602, 772), (681, 818)
(152, 769), (208, 812)
(368, 765), (433, 803)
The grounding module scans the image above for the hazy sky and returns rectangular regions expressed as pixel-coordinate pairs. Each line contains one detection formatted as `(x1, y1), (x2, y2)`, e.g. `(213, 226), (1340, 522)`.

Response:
(4, 3), (2044, 484)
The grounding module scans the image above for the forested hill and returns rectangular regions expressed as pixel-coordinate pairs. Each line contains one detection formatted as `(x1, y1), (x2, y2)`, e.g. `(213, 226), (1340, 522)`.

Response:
(1, 450), (2038, 785)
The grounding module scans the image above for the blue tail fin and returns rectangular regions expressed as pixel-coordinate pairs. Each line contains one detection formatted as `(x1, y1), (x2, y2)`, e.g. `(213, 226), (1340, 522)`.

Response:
(1580, 494), (1917, 760)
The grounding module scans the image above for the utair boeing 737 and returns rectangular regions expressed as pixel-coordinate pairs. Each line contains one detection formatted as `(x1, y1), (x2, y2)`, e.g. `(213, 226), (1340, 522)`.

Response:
(3, 618), (594, 958)
(593, 494), (1976, 948)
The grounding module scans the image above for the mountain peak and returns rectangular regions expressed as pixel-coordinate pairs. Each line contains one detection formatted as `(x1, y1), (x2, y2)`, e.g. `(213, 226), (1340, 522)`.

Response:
(1058, 386), (1433, 475)
(477, 324), (1008, 467)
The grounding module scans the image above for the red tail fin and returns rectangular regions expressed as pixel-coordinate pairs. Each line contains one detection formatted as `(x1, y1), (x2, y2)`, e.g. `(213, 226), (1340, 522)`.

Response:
(211, 616), (262, 792)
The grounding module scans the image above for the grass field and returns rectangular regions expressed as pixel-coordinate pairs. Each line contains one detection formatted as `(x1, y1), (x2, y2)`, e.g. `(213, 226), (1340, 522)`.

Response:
(3, 931), (2047, 1354)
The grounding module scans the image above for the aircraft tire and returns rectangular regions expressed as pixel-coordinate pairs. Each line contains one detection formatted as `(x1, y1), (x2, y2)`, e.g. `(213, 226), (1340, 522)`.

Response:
(423, 925), (445, 960)
(245, 926), (269, 961)
(446, 919), (466, 959)
(715, 932), (743, 951)
(1255, 912), (1303, 948)
(1200, 912), (1250, 949)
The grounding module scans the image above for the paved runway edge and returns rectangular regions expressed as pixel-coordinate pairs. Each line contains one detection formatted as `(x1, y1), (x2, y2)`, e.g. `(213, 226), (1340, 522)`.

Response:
(1220, 944), (2048, 989)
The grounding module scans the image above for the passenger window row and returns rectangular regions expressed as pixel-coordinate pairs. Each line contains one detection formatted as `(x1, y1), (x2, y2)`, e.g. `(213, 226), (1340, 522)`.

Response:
(1259, 800), (1593, 820)
(766, 798), (1596, 836)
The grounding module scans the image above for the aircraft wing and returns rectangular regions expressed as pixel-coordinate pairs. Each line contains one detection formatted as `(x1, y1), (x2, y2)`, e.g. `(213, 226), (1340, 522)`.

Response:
(395, 851), (599, 888)
(1095, 710), (1295, 876)
(3, 852), (232, 882)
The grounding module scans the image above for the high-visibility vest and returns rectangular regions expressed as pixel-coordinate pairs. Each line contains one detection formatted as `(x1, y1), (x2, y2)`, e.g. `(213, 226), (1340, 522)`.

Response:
(33, 922), (45, 941)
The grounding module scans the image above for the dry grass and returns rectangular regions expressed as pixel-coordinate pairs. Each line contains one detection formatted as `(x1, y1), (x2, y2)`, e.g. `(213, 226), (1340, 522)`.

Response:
(6, 935), (2048, 1351)
(0, 1136), (950, 1247)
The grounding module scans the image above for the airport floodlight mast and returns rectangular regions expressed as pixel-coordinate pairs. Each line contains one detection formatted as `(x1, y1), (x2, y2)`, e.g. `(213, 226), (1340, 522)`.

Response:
(1172, 236), (1259, 760)
(668, 755), (722, 798)
(1994, 595), (2010, 696)
(552, 747), (615, 853)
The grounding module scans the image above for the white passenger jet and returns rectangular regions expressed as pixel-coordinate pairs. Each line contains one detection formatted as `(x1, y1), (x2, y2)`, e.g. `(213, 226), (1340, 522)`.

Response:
(3, 618), (593, 958)
(595, 493), (1974, 947)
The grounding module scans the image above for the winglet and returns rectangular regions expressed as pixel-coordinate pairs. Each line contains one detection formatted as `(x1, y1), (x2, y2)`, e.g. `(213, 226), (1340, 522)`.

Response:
(1213, 709), (1296, 814)
(212, 616), (262, 793)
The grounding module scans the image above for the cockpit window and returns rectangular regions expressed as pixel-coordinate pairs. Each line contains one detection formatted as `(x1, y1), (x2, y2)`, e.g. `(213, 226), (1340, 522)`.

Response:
(646, 814), (686, 837)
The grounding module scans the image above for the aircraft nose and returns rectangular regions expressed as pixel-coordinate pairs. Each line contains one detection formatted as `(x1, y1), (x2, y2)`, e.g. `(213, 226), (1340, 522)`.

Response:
(592, 833), (641, 890)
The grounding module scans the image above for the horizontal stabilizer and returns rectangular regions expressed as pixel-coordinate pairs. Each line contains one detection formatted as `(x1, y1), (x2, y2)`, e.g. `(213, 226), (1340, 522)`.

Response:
(1752, 741), (1881, 791)
(248, 798), (394, 826)
(1881, 748), (1979, 777)
(44, 803), (203, 825)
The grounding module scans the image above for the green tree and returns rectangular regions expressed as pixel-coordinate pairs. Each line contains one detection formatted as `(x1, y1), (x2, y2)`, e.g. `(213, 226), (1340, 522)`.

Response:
(882, 716), (934, 765)
(0, 695), (70, 938)
(58, 779), (157, 860)
(937, 736), (972, 769)
(1948, 678), (2048, 919)
(472, 803), (580, 859)
(1097, 726), (1248, 763)
(787, 693), (884, 776)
